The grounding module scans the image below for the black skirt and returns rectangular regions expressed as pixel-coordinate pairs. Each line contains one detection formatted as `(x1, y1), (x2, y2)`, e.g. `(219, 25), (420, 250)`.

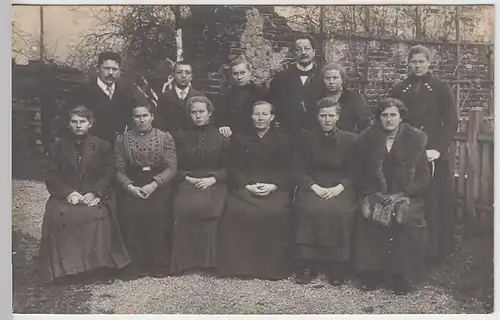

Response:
(217, 188), (292, 280)
(117, 166), (173, 268)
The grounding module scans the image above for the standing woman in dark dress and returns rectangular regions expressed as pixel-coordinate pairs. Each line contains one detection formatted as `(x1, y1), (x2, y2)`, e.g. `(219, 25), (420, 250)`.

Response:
(39, 106), (130, 283)
(115, 100), (177, 280)
(292, 97), (358, 286)
(353, 98), (430, 295)
(310, 63), (371, 133)
(391, 45), (458, 265)
(218, 101), (293, 280)
(170, 96), (230, 274)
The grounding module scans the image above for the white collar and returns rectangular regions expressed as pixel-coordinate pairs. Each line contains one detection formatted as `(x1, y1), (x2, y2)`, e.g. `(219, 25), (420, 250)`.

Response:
(296, 62), (314, 72)
(175, 85), (190, 98)
(97, 77), (115, 93)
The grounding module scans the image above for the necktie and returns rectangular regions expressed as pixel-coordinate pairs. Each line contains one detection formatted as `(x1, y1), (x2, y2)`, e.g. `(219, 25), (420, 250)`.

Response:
(106, 85), (113, 99)
(180, 90), (187, 100)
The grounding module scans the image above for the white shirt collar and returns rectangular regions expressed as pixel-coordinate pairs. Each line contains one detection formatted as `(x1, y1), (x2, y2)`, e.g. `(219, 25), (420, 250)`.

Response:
(97, 77), (115, 96)
(296, 62), (314, 72)
(175, 85), (190, 99)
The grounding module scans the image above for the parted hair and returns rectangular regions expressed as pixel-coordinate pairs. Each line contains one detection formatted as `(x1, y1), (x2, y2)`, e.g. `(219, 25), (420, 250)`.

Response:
(407, 45), (432, 62)
(374, 98), (409, 121)
(68, 105), (95, 124)
(186, 95), (215, 115)
(316, 97), (341, 114)
(321, 62), (347, 81)
(97, 51), (122, 67)
(252, 101), (275, 115)
(229, 57), (251, 71)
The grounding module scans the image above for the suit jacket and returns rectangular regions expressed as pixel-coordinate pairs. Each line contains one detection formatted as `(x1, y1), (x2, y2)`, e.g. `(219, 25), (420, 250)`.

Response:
(215, 82), (267, 133)
(155, 86), (205, 139)
(267, 64), (323, 134)
(45, 134), (115, 200)
(62, 79), (136, 144)
(391, 73), (458, 155)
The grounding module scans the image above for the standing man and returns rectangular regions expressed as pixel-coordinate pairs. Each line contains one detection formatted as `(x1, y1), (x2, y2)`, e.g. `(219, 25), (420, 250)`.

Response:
(391, 45), (458, 266)
(267, 35), (323, 137)
(155, 60), (204, 139)
(216, 57), (267, 137)
(62, 51), (136, 144)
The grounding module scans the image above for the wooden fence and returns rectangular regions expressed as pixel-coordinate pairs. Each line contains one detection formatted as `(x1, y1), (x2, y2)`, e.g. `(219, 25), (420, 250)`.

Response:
(450, 108), (494, 237)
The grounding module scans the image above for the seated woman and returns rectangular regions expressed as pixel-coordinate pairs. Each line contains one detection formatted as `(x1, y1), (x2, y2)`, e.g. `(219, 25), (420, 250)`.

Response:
(353, 98), (430, 295)
(309, 63), (371, 133)
(115, 99), (177, 280)
(170, 96), (230, 274)
(218, 101), (293, 280)
(38, 106), (130, 284)
(292, 97), (358, 286)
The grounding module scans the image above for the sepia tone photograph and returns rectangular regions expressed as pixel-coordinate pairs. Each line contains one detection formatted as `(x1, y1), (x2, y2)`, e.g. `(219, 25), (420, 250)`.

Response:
(11, 3), (494, 315)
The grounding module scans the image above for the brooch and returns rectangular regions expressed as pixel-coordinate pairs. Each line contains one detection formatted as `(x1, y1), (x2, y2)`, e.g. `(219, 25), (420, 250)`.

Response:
(424, 82), (433, 91)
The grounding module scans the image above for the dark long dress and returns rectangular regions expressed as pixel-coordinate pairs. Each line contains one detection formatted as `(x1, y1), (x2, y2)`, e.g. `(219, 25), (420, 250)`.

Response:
(391, 73), (458, 264)
(115, 128), (177, 273)
(170, 124), (230, 273)
(217, 127), (293, 280)
(38, 135), (131, 283)
(353, 123), (430, 280)
(292, 128), (358, 262)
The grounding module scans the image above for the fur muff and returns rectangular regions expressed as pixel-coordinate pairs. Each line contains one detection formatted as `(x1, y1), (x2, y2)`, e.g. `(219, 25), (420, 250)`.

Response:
(360, 194), (410, 227)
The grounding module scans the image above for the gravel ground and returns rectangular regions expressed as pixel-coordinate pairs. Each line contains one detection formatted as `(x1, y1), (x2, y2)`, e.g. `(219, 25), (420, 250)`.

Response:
(12, 178), (487, 314)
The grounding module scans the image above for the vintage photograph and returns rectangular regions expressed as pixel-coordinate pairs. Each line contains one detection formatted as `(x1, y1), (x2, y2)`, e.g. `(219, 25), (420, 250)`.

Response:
(12, 4), (494, 314)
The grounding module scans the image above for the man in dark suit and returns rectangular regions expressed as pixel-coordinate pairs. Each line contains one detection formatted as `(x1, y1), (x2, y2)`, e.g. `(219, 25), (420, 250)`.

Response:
(62, 51), (136, 144)
(216, 57), (267, 137)
(155, 60), (205, 139)
(267, 35), (323, 138)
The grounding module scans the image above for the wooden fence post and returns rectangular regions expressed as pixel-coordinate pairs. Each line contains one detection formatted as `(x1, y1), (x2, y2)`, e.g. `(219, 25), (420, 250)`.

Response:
(465, 108), (483, 237)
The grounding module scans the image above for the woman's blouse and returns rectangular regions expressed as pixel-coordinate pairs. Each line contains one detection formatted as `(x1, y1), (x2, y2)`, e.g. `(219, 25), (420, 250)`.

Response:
(115, 128), (177, 188)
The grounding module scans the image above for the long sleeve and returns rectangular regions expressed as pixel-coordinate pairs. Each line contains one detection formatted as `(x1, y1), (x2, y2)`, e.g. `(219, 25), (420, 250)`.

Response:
(210, 137), (230, 182)
(272, 135), (293, 190)
(228, 135), (253, 189)
(152, 132), (177, 187)
(87, 141), (114, 197)
(266, 75), (283, 124)
(339, 91), (371, 133)
(115, 135), (133, 189)
(433, 80), (458, 154)
(403, 149), (431, 196)
(339, 136), (358, 188)
(45, 143), (74, 198)
(155, 94), (169, 132)
(292, 132), (316, 189)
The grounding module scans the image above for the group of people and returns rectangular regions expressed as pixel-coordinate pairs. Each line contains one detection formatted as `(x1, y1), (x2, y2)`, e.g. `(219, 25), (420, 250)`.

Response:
(37, 35), (458, 296)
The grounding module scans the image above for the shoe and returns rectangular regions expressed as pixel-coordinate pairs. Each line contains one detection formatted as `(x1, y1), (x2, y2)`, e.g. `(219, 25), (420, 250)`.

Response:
(295, 268), (314, 284)
(326, 271), (345, 286)
(150, 266), (170, 278)
(119, 265), (142, 281)
(359, 273), (383, 291)
(392, 274), (411, 295)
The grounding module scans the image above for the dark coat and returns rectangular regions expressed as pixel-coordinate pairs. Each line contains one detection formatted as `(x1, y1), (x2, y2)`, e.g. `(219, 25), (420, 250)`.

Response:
(391, 73), (458, 263)
(46, 135), (116, 200)
(355, 123), (430, 197)
(155, 86), (205, 138)
(62, 79), (136, 144)
(391, 73), (458, 155)
(39, 134), (131, 282)
(215, 82), (267, 133)
(267, 64), (323, 134)
(353, 123), (430, 278)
